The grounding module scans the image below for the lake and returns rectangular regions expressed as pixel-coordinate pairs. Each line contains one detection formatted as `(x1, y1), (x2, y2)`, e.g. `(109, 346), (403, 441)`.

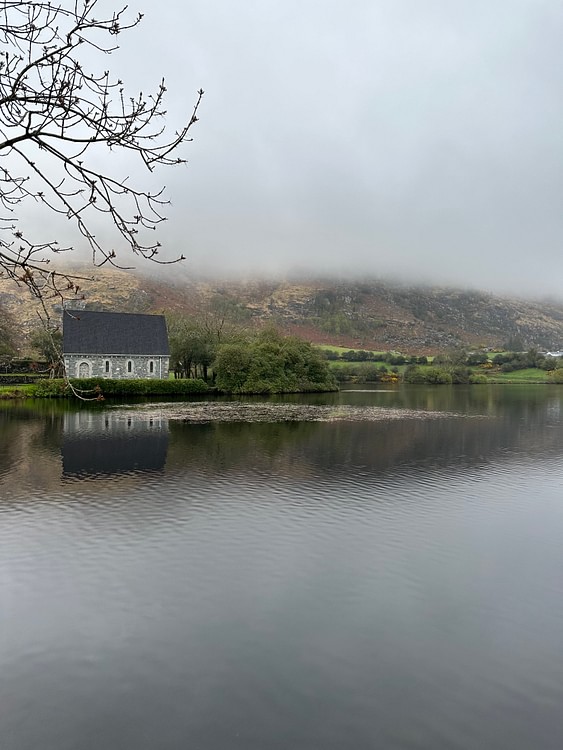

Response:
(1, 385), (563, 749)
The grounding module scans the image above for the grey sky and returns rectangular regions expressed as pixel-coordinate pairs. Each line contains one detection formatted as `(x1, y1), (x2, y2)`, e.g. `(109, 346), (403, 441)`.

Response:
(27, 1), (563, 296)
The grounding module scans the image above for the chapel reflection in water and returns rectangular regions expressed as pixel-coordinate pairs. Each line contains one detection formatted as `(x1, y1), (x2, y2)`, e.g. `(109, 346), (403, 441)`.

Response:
(62, 411), (169, 478)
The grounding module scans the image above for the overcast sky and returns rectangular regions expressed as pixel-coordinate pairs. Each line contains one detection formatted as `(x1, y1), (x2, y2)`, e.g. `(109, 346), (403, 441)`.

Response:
(23, 0), (563, 297)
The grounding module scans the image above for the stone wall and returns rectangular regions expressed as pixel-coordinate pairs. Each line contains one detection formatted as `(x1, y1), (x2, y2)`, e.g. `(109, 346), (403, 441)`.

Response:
(65, 354), (169, 380)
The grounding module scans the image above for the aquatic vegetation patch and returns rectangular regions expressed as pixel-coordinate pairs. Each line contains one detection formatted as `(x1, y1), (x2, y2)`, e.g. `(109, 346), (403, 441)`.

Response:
(110, 401), (480, 424)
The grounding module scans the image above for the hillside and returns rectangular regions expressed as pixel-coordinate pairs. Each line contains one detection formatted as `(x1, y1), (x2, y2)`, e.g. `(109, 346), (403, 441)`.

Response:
(2, 266), (563, 354)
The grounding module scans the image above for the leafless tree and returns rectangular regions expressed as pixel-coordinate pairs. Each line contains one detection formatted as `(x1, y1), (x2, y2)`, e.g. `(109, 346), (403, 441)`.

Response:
(0, 0), (203, 304)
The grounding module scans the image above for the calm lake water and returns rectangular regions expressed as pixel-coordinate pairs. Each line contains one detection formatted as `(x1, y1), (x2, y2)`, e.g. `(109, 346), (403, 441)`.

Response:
(1, 385), (563, 750)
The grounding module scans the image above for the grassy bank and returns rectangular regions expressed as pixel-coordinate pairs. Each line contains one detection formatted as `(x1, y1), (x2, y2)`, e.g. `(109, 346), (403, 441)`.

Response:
(0, 384), (37, 399)
(0, 375), (338, 399)
(0, 377), (210, 399)
(0, 366), (557, 400)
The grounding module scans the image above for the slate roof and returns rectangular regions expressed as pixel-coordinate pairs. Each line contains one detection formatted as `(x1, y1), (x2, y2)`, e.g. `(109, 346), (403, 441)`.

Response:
(63, 310), (170, 355)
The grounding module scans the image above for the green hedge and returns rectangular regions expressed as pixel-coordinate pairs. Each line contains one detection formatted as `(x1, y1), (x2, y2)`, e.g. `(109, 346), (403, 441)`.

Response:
(32, 377), (209, 398)
(0, 374), (46, 384)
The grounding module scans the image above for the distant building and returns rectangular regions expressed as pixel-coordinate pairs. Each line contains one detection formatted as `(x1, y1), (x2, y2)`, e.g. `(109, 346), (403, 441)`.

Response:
(63, 310), (170, 379)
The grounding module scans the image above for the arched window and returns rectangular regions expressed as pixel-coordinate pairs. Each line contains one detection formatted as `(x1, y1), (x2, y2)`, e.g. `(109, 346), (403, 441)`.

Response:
(104, 360), (110, 374)
(127, 360), (134, 374)
(78, 361), (90, 378)
(149, 360), (154, 374)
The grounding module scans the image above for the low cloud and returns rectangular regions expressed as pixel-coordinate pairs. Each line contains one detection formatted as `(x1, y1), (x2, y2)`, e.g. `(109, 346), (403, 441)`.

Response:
(18, 0), (563, 299)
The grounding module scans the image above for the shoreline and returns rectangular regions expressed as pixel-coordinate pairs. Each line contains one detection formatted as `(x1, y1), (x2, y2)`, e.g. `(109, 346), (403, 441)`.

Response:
(1, 379), (559, 401)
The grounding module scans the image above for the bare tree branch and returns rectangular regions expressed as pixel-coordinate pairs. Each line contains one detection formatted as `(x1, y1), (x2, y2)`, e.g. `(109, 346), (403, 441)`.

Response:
(0, 0), (202, 303)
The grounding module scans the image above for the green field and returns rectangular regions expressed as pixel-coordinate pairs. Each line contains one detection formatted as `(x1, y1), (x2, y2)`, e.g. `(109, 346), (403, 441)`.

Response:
(484, 368), (549, 383)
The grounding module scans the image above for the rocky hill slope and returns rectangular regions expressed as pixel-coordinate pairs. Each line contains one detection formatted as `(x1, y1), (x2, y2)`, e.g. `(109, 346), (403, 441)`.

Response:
(2, 266), (563, 354)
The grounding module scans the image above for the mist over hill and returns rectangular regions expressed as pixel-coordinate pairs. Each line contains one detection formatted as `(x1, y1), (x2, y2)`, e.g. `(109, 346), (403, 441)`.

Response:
(3, 267), (563, 355)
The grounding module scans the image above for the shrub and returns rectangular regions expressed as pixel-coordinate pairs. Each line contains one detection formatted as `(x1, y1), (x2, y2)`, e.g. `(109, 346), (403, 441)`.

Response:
(214, 344), (252, 392)
(493, 353), (511, 365)
(403, 366), (452, 384)
(332, 364), (356, 383)
(469, 374), (488, 384)
(32, 379), (69, 397)
(332, 363), (385, 383)
(450, 366), (471, 384)
(387, 354), (406, 365)
(214, 332), (337, 394)
(466, 352), (489, 366)
(357, 364), (384, 382)
(425, 368), (452, 384)
(403, 365), (426, 384)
